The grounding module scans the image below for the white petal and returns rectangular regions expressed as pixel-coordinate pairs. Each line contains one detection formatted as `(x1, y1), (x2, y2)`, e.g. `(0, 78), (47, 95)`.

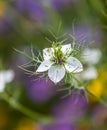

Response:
(48, 65), (65, 83)
(65, 56), (83, 73)
(36, 60), (53, 72)
(61, 44), (72, 54)
(43, 48), (54, 60)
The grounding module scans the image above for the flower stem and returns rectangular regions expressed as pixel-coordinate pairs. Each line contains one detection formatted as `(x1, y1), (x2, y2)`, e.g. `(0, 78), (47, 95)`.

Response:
(1, 92), (53, 123)
(71, 73), (83, 86)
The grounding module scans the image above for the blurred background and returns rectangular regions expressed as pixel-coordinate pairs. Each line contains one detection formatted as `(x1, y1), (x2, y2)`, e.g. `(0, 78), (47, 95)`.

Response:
(0, 0), (107, 130)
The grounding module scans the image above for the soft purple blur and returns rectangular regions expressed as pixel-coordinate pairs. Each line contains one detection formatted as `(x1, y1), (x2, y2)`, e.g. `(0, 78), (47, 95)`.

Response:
(52, 90), (88, 123)
(51, 0), (72, 10)
(51, 0), (79, 10)
(26, 76), (56, 103)
(41, 123), (76, 130)
(0, 17), (9, 34)
(15, 0), (46, 22)
(0, 10), (15, 34)
(92, 104), (107, 125)
(38, 90), (87, 130)
(70, 24), (102, 45)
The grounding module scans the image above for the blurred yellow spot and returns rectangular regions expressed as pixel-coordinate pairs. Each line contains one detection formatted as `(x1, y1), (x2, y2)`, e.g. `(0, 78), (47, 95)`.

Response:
(15, 118), (34, 130)
(0, 1), (6, 17)
(0, 105), (9, 129)
(15, 118), (42, 130)
(99, 70), (107, 83)
(87, 70), (107, 100)
(87, 70), (107, 104)
(87, 79), (103, 98)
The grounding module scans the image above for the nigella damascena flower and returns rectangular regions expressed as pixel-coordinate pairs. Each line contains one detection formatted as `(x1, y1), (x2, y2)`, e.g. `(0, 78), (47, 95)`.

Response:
(36, 44), (83, 83)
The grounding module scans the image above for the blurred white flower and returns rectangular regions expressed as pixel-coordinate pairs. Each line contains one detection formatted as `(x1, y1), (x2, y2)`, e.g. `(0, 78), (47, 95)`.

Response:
(82, 48), (102, 64)
(0, 70), (15, 92)
(36, 44), (83, 83)
(80, 48), (102, 81)
(81, 67), (98, 80)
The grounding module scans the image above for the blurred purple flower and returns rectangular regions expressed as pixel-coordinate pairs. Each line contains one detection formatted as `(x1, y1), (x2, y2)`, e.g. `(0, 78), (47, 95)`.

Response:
(52, 90), (88, 123)
(41, 123), (76, 130)
(0, 9), (16, 35)
(34, 90), (87, 130)
(16, 0), (46, 22)
(70, 24), (102, 45)
(26, 76), (56, 103)
(51, 0), (72, 10)
(0, 17), (9, 34)
(51, 0), (78, 10)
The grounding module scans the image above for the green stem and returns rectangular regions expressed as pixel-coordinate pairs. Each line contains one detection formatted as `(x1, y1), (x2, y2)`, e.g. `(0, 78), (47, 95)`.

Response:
(1, 92), (53, 123)
(71, 73), (83, 86)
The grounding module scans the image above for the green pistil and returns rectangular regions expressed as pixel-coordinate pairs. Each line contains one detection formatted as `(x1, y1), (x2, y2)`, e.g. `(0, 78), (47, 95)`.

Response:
(52, 43), (65, 64)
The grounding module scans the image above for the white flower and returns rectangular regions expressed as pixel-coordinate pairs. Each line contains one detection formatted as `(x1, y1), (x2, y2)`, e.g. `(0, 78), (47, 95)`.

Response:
(78, 48), (101, 82)
(81, 67), (98, 80)
(36, 44), (83, 83)
(0, 70), (15, 92)
(82, 48), (102, 64)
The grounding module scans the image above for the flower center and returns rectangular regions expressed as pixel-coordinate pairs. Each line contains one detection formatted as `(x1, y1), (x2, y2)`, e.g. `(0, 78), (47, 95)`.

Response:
(52, 44), (65, 64)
